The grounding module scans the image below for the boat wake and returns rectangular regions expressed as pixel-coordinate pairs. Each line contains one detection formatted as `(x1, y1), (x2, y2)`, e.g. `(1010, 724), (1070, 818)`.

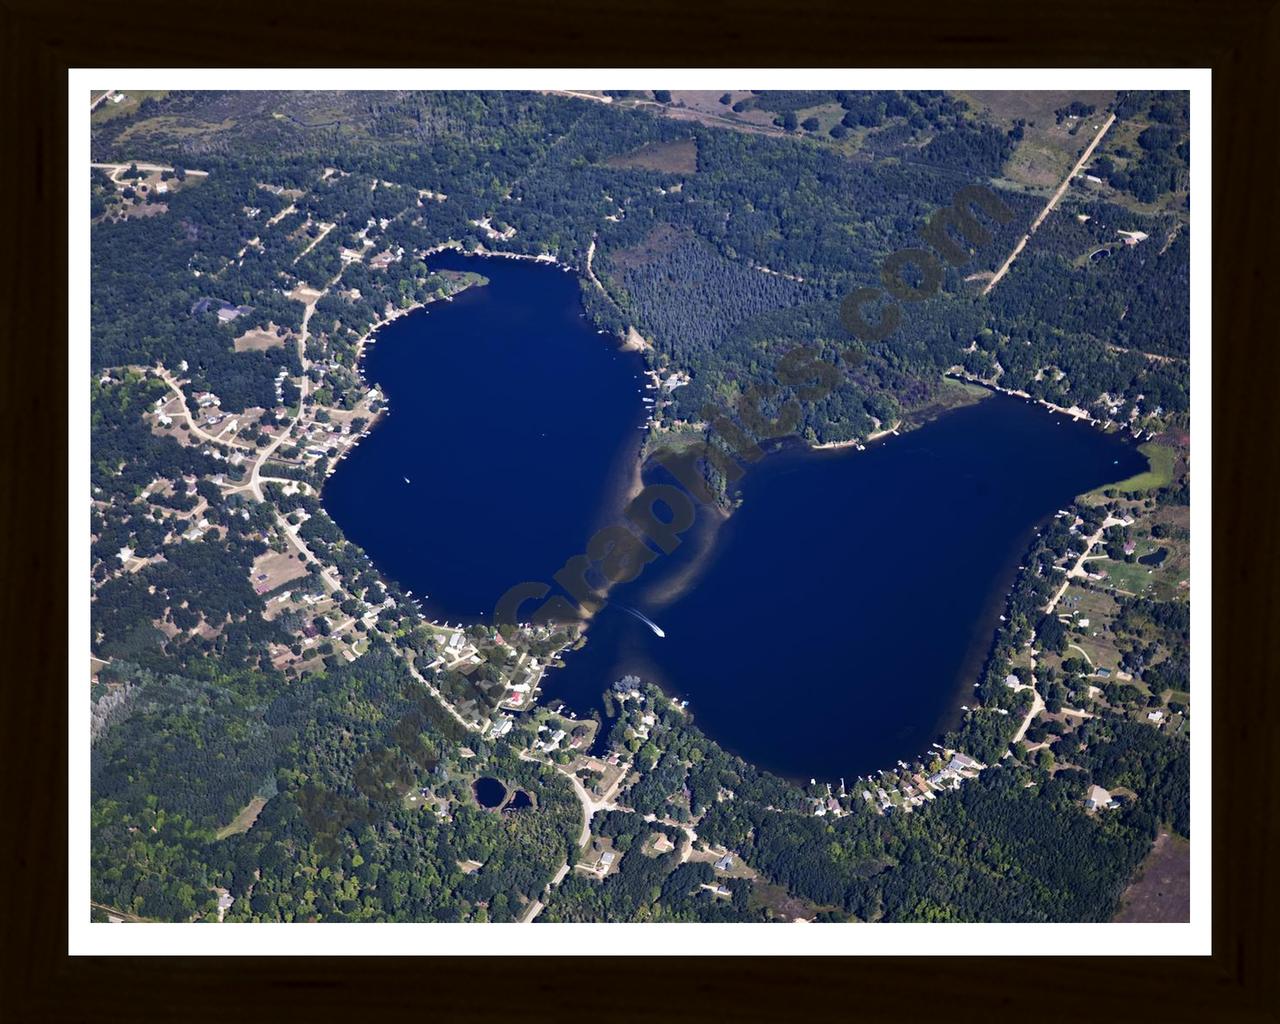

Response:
(618, 604), (665, 638)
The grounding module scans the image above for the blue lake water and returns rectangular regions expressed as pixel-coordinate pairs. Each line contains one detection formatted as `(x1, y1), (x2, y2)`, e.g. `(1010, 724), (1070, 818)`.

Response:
(323, 251), (649, 621)
(324, 252), (1146, 782)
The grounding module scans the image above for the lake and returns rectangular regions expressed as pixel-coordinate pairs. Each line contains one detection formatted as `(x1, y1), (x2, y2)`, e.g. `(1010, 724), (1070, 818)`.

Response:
(324, 252), (1146, 782)
(323, 250), (649, 622)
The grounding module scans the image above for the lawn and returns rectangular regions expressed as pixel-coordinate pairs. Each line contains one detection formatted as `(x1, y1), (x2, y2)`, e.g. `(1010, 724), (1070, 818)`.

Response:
(1097, 557), (1164, 598)
(91, 90), (168, 125)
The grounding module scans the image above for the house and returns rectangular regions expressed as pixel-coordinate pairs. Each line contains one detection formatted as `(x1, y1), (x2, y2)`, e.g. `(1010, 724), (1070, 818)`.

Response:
(1004, 673), (1022, 689)
(215, 303), (252, 323)
(1086, 785), (1116, 811)
(1146, 710), (1165, 723)
(1094, 667), (1112, 678)
(598, 850), (615, 870)
(715, 854), (734, 872)
(490, 717), (513, 739)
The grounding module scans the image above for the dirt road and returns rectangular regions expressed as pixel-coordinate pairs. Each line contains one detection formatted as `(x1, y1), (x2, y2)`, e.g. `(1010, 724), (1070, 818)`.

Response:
(983, 113), (1117, 296)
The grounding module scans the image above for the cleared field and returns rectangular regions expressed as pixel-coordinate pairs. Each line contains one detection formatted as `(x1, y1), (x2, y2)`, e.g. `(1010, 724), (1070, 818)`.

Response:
(215, 796), (267, 840)
(604, 137), (697, 173)
(234, 325), (287, 353)
(1097, 557), (1164, 599)
(251, 549), (309, 594)
(1114, 832), (1190, 922)
(957, 90), (1116, 190)
(1055, 586), (1126, 671)
(91, 90), (169, 125)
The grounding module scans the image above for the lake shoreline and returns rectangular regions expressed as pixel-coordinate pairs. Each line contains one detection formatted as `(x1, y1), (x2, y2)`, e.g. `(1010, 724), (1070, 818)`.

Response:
(325, 250), (1149, 792)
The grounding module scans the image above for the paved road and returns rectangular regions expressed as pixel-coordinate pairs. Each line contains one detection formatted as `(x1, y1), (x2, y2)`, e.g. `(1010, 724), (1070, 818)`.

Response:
(155, 369), (250, 450)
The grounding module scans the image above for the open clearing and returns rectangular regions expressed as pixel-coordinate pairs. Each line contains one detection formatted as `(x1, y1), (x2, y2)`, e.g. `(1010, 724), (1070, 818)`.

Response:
(1114, 832), (1190, 922)
(604, 137), (697, 173)
(90, 90), (169, 125)
(958, 91), (1117, 190)
(234, 324), (288, 353)
(251, 548), (309, 594)
(215, 796), (267, 840)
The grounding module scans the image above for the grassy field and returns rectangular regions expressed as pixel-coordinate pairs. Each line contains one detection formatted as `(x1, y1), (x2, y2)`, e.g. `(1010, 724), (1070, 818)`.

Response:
(215, 796), (267, 840)
(1094, 441), (1177, 495)
(1097, 557), (1164, 598)
(91, 90), (168, 125)
(955, 90), (1116, 190)
(1055, 586), (1126, 671)
(604, 137), (698, 173)
(234, 326), (287, 353)
(251, 548), (310, 594)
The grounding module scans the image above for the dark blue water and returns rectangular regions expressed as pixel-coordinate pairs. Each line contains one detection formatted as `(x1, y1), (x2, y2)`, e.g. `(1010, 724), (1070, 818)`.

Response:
(473, 776), (507, 808)
(549, 397), (1145, 780)
(325, 253), (1145, 782)
(323, 251), (648, 621)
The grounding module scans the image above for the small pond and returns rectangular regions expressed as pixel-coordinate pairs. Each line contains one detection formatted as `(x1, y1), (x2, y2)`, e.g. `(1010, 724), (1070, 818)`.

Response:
(505, 790), (533, 811)
(1138, 546), (1168, 566)
(473, 776), (507, 808)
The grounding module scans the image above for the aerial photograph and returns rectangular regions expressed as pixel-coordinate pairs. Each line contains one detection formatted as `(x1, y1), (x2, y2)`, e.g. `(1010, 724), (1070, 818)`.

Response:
(86, 83), (1194, 929)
